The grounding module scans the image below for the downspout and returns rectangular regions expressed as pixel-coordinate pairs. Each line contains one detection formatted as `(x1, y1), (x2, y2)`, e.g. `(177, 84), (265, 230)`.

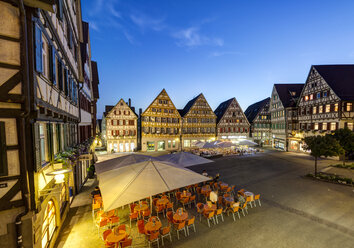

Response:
(15, 0), (31, 247)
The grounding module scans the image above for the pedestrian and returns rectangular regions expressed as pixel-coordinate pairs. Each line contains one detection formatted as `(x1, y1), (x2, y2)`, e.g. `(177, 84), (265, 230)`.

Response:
(209, 189), (218, 204)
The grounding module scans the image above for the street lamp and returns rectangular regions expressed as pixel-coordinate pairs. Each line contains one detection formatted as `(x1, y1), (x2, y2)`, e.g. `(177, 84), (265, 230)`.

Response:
(46, 168), (72, 184)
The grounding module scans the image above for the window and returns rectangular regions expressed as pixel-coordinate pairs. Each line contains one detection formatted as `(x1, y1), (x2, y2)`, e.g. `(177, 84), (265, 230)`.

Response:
(334, 103), (338, 112)
(322, 123), (327, 130)
(323, 91), (328, 97)
(34, 23), (43, 72)
(314, 123), (319, 130)
(168, 140), (171, 148)
(39, 124), (47, 165)
(346, 103), (353, 111)
(41, 200), (56, 248)
(309, 94), (313, 100)
(330, 123), (336, 131)
(348, 123), (353, 131)
(304, 95), (309, 101)
(313, 106), (317, 114)
(325, 104), (330, 113)
(42, 37), (50, 79)
(319, 105), (323, 113)
(184, 140), (191, 148)
(317, 92), (321, 99)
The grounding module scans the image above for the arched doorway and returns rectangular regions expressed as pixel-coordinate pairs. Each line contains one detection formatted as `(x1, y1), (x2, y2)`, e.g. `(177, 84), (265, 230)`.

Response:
(41, 200), (56, 248)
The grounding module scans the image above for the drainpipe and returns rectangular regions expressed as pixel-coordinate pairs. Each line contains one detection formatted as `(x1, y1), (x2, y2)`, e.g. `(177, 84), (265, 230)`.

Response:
(15, 0), (31, 247)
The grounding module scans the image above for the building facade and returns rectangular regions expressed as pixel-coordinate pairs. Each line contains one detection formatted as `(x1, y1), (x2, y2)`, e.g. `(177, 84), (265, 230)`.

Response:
(141, 89), (181, 151)
(105, 99), (138, 153)
(214, 98), (250, 143)
(180, 93), (217, 148)
(297, 65), (354, 142)
(270, 84), (304, 151)
(0, 1), (99, 247)
(244, 98), (272, 146)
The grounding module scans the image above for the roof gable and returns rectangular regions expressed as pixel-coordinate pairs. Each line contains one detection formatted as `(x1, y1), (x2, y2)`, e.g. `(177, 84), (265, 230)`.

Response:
(106, 99), (137, 118)
(214, 98), (233, 123)
(244, 97), (270, 123)
(181, 93), (216, 118)
(142, 89), (181, 118)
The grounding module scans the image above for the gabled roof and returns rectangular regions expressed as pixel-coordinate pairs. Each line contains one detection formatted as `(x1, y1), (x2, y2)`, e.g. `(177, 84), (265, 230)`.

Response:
(312, 65), (354, 101)
(106, 99), (138, 118)
(180, 93), (203, 117)
(274, 84), (304, 108)
(214, 98), (234, 123)
(244, 97), (270, 123)
(142, 89), (181, 117)
(91, 61), (99, 99)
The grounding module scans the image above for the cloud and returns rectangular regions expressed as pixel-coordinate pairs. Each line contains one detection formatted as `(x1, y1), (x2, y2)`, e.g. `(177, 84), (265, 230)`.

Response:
(209, 51), (242, 57)
(172, 27), (223, 48)
(130, 14), (165, 32)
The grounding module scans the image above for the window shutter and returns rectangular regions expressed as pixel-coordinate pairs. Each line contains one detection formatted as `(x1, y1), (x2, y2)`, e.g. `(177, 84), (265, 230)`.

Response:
(0, 122), (8, 176)
(34, 23), (43, 73)
(46, 123), (54, 162)
(32, 123), (42, 172)
(57, 0), (63, 20)
(50, 45), (56, 85)
(111, 130), (113, 135)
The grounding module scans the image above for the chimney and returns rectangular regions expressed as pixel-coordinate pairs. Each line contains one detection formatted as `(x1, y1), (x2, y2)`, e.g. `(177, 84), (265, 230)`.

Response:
(129, 98), (131, 107)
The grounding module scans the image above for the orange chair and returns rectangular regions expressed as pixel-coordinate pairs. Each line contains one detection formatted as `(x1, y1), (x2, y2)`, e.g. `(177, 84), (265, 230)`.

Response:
(161, 195), (168, 200)
(174, 221), (187, 240)
(110, 216), (120, 228)
(203, 211), (215, 227)
(217, 196), (223, 207)
(130, 203), (137, 213)
(148, 216), (159, 222)
(166, 211), (174, 224)
(165, 202), (174, 213)
(155, 205), (165, 218)
(196, 203), (204, 222)
(96, 218), (108, 235)
(179, 197), (189, 209)
(147, 231), (160, 248)
(186, 216), (196, 235)
(176, 192), (182, 202)
(214, 209), (224, 224)
(246, 196), (253, 208)
(254, 194), (261, 207)
(117, 224), (126, 232)
(129, 212), (139, 227)
(231, 206), (240, 221)
(137, 220), (145, 236)
(102, 229), (115, 247)
(120, 237), (133, 248)
(142, 209), (151, 220)
(230, 185), (236, 195)
(160, 226), (172, 246)
(240, 202), (248, 216)
(188, 195), (196, 208)
(153, 198), (159, 206)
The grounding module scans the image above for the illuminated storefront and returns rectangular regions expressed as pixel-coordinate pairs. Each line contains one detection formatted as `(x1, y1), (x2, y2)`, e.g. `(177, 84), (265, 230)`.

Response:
(41, 200), (56, 248)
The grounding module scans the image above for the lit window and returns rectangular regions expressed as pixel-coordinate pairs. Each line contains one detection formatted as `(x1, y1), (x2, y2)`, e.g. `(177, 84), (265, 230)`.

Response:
(314, 123), (319, 130)
(304, 95), (309, 101)
(309, 94), (313, 100)
(325, 104), (330, 113)
(334, 103), (338, 112)
(322, 123), (327, 130)
(313, 106), (317, 114)
(330, 123), (336, 131)
(346, 103), (353, 111)
(319, 105), (323, 113)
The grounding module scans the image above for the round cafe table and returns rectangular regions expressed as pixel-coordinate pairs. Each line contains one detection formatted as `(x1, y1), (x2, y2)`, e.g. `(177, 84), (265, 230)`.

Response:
(220, 182), (228, 189)
(224, 196), (234, 204)
(144, 221), (162, 233)
(101, 211), (115, 219)
(244, 191), (254, 201)
(106, 230), (127, 243)
(173, 211), (188, 222)
(134, 203), (148, 213)
(203, 204), (217, 213)
(201, 186), (211, 195)
(156, 198), (169, 206)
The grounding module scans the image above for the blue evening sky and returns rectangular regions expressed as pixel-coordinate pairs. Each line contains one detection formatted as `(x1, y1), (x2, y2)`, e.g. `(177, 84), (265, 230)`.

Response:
(82, 0), (354, 118)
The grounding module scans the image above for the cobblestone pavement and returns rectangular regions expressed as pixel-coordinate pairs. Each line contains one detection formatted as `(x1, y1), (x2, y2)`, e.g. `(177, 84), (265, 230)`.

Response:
(55, 151), (354, 248)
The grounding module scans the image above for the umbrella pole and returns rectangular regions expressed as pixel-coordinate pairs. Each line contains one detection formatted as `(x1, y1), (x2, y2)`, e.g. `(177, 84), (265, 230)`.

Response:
(150, 195), (153, 212)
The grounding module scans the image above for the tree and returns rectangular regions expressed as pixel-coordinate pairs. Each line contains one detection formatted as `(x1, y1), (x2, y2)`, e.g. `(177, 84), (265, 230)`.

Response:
(303, 135), (343, 176)
(332, 128), (354, 165)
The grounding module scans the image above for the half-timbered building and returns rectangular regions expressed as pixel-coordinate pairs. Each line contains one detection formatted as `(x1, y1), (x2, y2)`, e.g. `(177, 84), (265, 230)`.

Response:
(270, 84), (304, 151)
(244, 98), (272, 146)
(105, 99), (138, 153)
(214, 97), (250, 144)
(180, 93), (217, 148)
(141, 89), (181, 151)
(0, 1), (100, 247)
(297, 65), (354, 139)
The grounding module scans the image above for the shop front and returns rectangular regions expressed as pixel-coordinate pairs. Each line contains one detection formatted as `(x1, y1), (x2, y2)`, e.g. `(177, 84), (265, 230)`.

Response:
(274, 138), (286, 150)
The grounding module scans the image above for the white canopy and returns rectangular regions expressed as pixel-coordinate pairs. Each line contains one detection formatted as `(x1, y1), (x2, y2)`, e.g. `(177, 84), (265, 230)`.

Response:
(95, 154), (161, 175)
(193, 141), (205, 148)
(238, 140), (258, 146)
(99, 160), (210, 211)
(202, 142), (217, 149)
(216, 141), (234, 148)
(158, 152), (213, 167)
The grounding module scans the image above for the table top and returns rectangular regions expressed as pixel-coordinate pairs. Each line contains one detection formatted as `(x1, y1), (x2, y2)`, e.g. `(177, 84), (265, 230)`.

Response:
(224, 196), (234, 203)
(203, 204), (217, 212)
(244, 191), (254, 196)
(180, 192), (191, 198)
(145, 221), (162, 233)
(134, 204), (148, 212)
(173, 211), (188, 222)
(106, 230), (127, 243)
(101, 211), (115, 218)
(201, 186), (211, 194)
(156, 198), (169, 205)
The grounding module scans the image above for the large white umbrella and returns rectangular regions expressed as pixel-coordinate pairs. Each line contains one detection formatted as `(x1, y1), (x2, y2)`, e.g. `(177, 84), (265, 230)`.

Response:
(158, 152), (213, 167)
(238, 140), (258, 146)
(202, 142), (217, 149)
(216, 141), (234, 148)
(193, 141), (205, 148)
(98, 160), (210, 211)
(95, 154), (161, 175)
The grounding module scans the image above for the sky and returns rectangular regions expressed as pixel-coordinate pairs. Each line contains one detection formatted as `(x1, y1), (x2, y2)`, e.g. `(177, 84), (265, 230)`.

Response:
(81, 0), (354, 118)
